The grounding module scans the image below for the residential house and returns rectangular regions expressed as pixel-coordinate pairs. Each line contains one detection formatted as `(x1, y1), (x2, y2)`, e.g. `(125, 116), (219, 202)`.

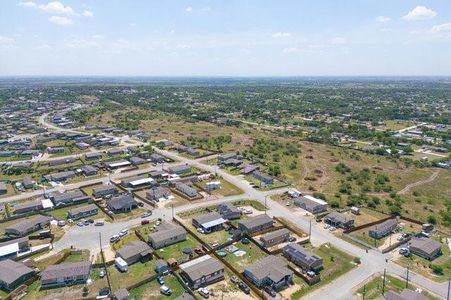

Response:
(175, 182), (198, 198)
(408, 237), (442, 261)
(218, 153), (237, 162)
(168, 165), (192, 175)
(240, 164), (259, 175)
(148, 222), (187, 249)
(80, 165), (98, 176)
(5, 215), (52, 237)
(294, 195), (328, 214)
(259, 228), (290, 248)
(13, 199), (43, 215)
(146, 187), (171, 202)
(121, 176), (155, 189)
(149, 154), (165, 163)
(67, 204), (99, 220)
(179, 255), (224, 289)
(116, 241), (152, 265)
(243, 256), (293, 291)
(85, 152), (102, 161)
(107, 194), (138, 213)
(40, 261), (92, 288)
(385, 289), (428, 300)
(239, 214), (273, 235)
(114, 288), (131, 300)
(0, 260), (35, 291)
(92, 184), (117, 198)
(217, 203), (241, 220)
(23, 176), (33, 189)
(107, 149), (125, 156)
(44, 170), (76, 182)
(49, 190), (90, 206)
(192, 212), (226, 234)
(324, 211), (354, 229)
(369, 219), (398, 239)
(129, 156), (147, 166)
(0, 237), (30, 260)
(48, 158), (75, 167)
(282, 243), (323, 272)
(252, 170), (274, 185)
(106, 160), (131, 170)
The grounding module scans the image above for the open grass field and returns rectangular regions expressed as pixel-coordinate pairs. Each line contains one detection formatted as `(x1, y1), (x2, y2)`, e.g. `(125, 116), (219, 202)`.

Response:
(108, 260), (157, 291)
(222, 240), (267, 273)
(196, 178), (244, 197)
(155, 233), (202, 262)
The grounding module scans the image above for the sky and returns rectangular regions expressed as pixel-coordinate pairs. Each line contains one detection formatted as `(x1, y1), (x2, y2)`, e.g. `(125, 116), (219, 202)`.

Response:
(1, 0), (451, 76)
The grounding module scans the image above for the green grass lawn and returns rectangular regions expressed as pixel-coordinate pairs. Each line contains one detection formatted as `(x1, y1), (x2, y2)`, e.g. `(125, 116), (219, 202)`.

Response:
(396, 236), (450, 283)
(222, 240), (267, 273)
(292, 243), (357, 299)
(128, 274), (186, 300)
(156, 234), (201, 262)
(356, 274), (439, 300)
(197, 178), (244, 197)
(108, 260), (157, 291)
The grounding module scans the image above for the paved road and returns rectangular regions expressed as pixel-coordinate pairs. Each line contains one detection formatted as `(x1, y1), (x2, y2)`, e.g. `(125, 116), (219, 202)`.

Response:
(3, 113), (448, 299)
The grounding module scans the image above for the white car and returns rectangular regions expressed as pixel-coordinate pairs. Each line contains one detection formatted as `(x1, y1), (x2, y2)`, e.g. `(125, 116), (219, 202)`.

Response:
(329, 226), (337, 232)
(160, 285), (172, 296)
(323, 224), (330, 229)
(198, 288), (210, 299)
(119, 229), (128, 237)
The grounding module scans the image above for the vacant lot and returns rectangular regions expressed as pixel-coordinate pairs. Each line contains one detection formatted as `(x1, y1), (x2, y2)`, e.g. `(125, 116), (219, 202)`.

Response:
(108, 260), (157, 291)
(128, 274), (186, 300)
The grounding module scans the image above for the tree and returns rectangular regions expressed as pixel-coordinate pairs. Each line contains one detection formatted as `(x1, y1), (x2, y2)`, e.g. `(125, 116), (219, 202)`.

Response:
(427, 215), (437, 225)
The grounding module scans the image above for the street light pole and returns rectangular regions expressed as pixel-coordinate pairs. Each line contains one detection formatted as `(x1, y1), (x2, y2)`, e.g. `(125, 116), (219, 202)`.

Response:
(406, 264), (410, 288)
(264, 195), (268, 215)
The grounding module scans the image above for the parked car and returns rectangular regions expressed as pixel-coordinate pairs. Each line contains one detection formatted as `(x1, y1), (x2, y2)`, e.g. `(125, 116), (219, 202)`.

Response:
(239, 282), (250, 294)
(288, 236), (296, 242)
(83, 220), (90, 226)
(141, 220), (150, 225)
(138, 202), (144, 207)
(142, 212), (152, 218)
(241, 237), (250, 244)
(160, 285), (172, 296)
(57, 220), (66, 227)
(323, 224), (330, 229)
(231, 276), (239, 284)
(119, 229), (128, 237)
(99, 269), (105, 278)
(197, 227), (205, 234)
(77, 222), (84, 227)
(198, 287), (210, 299)
(329, 226), (336, 232)
(96, 288), (110, 299)
(88, 219), (94, 224)
(264, 286), (276, 297)
(157, 276), (165, 285)
(110, 235), (120, 243)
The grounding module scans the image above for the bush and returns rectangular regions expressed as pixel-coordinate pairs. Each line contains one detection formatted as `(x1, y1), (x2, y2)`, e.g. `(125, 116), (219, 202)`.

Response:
(430, 265), (444, 275)
(312, 192), (326, 200)
(330, 200), (340, 208)
(427, 215), (437, 225)
(353, 257), (361, 264)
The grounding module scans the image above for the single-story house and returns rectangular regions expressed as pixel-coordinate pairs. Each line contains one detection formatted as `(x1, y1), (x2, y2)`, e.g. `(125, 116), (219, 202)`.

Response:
(179, 255), (224, 289)
(129, 156), (147, 166)
(243, 255), (293, 291)
(80, 165), (98, 176)
(238, 214), (273, 235)
(92, 184), (117, 198)
(49, 190), (90, 206)
(85, 152), (102, 161)
(175, 182), (198, 198)
(385, 289), (428, 300)
(107, 149), (125, 156)
(294, 195), (328, 214)
(0, 259), (36, 291)
(146, 187), (171, 202)
(252, 170), (274, 185)
(192, 212), (226, 234)
(217, 203), (241, 220)
(121, 176), (155, 189)
(48, 158), (75, 167)
(168, 165), (192, 175)
(116, 240), (152, 265)
(113, 288), (131, 300)
(240, 164), (259, 175)
(23, 176), (33, 189)
(218, 153), (237, 162)
(148, 222), (187, 249)
(408, 237), (442, 261)
(259, 228), (290, 248)
(5, 215), (52, 237)
(282, 243), (323, 272)
(369, 219), (398, 239)
(107, 194), (137, 213)
(149, 154), (166, 163)
(13, 199), (43, 215)
(0, 182), (7, 195)
(40, 261), (92, 288)
(105, 160), (131, 170)
(44, 171), (76, 182)
(324, 211), (354, 229)
(67, 204), (99, 220)
(0, 237), (30, 260)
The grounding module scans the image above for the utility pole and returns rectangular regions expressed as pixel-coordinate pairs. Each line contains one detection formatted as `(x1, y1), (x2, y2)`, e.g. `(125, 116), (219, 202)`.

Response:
(264, 195), (268, 215)
(99, 233), (112, 292)
(406, 264), (410, 288)
(171, 204), (174, 220)
(382, 269), (386, 295)
(447, 279), (450, 300)
(362, 284), (366, 300)
(309, 218), (312, 241)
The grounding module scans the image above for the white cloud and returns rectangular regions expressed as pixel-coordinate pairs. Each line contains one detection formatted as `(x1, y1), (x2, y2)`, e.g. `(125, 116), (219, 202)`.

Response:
(0, 36), (15, 47)
(376, 16), (390, 23)
(169, 29), (176, 35)
(331, 37), (347, 45)
(431, 22), (451, 33)
(272, 32), (292, 38)
(35, 44), (52, 50)
(403, 6), (437, 21)
(48, 15), (73, 26)
(283, 47), (303, 53)
(18, 1), (37, 8)
(63, 38), (99, 49)
(185, 6), (193, 12)
(82, 10), (94, 17)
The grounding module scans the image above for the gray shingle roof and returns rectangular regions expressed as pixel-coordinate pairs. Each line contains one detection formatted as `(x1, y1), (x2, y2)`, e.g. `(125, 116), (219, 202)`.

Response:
(41, 261), (91, 281)
(0, 259), (35, 285)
